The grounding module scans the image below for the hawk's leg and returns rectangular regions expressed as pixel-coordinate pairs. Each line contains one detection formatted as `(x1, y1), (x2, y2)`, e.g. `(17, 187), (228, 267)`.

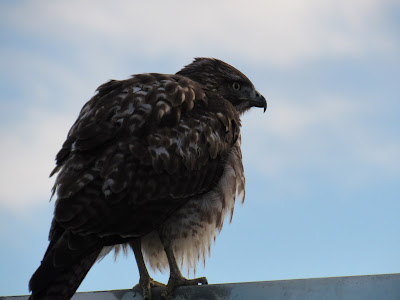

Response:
(130, 239), (165, 300)
(159, 236), (208, 300)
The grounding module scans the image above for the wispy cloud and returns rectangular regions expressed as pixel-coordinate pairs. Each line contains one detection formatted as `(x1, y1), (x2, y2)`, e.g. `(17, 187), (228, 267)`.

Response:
(242, 95), (400, 183)
(2, 0), (398, 68)
(0, 109), (74, 211)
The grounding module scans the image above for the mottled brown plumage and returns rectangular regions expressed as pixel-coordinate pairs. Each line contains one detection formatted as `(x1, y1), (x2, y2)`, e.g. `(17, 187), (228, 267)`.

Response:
(29, 58), (267, 300)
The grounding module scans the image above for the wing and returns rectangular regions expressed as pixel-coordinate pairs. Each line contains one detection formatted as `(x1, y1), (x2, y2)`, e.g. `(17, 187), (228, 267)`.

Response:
(50, 73), (241, 239)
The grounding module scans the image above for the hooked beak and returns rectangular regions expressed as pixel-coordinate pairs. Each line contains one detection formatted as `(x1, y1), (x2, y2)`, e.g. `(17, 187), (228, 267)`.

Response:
(250, 91), (267, 112)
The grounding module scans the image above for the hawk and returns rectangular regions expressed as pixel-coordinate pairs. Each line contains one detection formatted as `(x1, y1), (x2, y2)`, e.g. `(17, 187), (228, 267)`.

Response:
(29, 58), (267, 300)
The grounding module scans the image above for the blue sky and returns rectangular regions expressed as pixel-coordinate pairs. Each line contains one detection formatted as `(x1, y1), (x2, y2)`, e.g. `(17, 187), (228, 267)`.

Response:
(1, 0), (399, 296)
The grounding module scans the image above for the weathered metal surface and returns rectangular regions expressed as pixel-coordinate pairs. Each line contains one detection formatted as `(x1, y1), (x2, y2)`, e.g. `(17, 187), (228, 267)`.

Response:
(2, 273), (400, 300)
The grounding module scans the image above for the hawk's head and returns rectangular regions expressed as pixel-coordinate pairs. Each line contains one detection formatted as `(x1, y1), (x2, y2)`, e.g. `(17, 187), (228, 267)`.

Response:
(177, 57), (267, 114)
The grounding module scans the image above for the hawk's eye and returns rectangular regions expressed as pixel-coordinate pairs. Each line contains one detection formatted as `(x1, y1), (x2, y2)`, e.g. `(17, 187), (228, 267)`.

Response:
(232, 82), (241, 91)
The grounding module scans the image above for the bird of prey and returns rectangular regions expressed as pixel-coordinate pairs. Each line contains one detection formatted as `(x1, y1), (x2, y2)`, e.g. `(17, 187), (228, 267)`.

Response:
(29, 58), (267, 300)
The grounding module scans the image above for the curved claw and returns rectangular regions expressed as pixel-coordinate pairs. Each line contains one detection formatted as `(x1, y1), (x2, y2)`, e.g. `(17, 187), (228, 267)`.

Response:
(161, 276), (208, 300)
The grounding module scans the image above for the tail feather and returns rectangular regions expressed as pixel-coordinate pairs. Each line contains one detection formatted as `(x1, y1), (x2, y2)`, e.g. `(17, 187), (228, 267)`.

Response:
(29, 230), (102, 300)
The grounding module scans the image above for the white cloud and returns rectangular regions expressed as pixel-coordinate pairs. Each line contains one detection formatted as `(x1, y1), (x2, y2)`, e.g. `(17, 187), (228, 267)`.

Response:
(3, 0), (398, 68)
(0, 110), (74, 212)
(0, 0), (398, 213)
(241, 96), (400, 182)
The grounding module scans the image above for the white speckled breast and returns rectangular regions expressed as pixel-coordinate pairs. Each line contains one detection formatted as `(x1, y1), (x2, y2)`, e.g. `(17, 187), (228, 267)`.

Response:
(141, 139), (245, 274)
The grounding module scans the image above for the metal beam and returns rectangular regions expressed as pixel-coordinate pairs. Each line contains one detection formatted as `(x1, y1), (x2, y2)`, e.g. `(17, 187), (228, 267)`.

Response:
(2, 273), (400, 300)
